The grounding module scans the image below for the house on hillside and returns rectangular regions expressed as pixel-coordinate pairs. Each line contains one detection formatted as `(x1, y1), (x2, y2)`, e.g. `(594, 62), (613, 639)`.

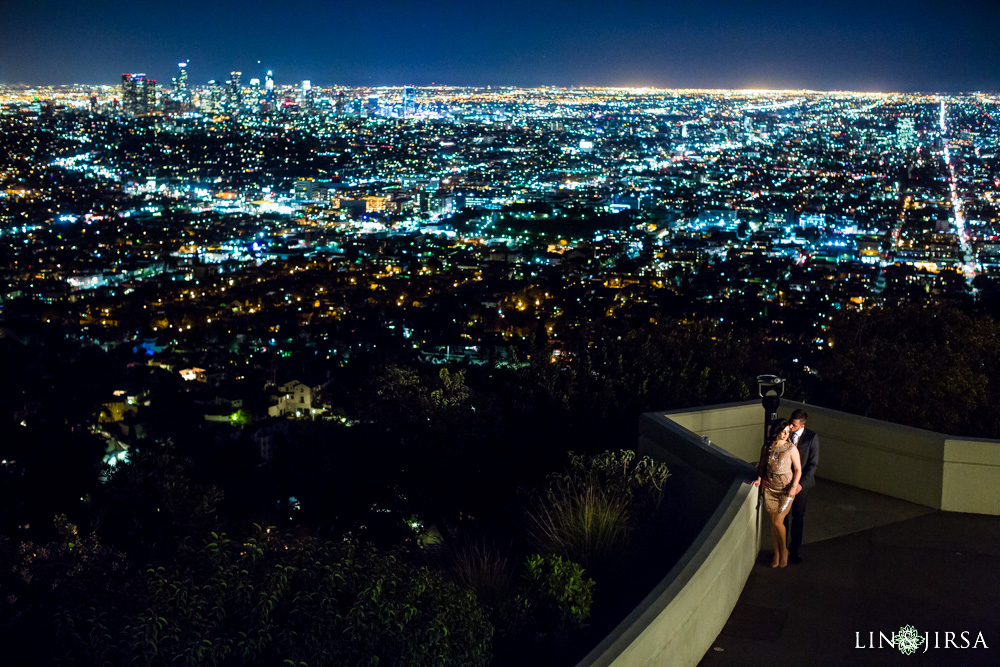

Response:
(267, 379), (328, 419)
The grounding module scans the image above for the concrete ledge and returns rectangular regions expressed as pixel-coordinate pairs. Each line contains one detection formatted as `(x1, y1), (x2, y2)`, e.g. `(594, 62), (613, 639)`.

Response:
(943, 438), (1000, 514)
(579, 413), (760, 667)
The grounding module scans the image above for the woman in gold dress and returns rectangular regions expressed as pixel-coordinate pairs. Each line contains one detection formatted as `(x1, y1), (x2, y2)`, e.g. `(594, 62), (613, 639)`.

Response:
(752, 418), (802, 568)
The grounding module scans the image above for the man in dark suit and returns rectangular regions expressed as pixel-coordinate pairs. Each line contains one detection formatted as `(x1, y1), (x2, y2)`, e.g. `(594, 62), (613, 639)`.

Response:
(786, 408), (819, 564)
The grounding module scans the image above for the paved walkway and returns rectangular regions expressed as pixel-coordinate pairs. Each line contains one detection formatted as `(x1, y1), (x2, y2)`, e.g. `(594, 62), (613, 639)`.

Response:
(700, 480), (1000, 666)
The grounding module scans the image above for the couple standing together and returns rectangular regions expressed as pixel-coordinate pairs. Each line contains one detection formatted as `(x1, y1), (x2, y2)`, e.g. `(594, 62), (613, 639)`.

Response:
(751, 409), (819, 568)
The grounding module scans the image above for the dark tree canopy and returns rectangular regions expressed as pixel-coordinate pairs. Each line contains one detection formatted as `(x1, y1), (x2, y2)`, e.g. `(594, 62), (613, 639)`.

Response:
(817, 303), (1000, 437)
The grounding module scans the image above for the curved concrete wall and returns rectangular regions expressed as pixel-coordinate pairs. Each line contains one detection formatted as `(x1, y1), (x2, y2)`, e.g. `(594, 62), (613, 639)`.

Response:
(579, 413), (761, 667)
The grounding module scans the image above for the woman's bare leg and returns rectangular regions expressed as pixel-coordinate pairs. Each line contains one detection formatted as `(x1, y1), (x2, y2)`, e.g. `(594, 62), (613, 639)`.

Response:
(774, 508), (790, 567)
(768, 511), (781, 567)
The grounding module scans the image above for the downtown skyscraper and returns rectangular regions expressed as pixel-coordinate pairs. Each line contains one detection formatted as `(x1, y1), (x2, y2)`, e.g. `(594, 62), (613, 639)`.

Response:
(120, 73), (156, 114)
(172, 61), (191, 104)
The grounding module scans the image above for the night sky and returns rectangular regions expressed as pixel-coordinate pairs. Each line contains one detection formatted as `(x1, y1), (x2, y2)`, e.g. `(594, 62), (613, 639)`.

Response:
(2, 0), (998, 92)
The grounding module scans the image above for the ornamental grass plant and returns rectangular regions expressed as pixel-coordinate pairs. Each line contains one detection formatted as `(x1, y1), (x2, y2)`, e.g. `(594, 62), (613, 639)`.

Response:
(442, 537), (518, 614)
(524, 450), (670, 571)
(525, 477), (633, 571)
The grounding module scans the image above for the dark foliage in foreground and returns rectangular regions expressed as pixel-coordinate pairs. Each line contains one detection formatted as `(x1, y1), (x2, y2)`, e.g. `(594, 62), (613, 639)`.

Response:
(2, 450), (493, 667)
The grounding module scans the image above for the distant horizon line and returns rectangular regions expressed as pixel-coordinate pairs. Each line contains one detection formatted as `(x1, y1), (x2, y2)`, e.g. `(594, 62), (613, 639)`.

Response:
(0, 81), (996, 96)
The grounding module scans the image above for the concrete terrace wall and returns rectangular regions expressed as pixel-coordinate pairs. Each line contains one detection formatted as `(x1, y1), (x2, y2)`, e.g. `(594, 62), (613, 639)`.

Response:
(579, 412), (760, 667)
(665, 399), (1000, 516)
(790, 400), (945, 509)
(665, 400), (763, 463)
(942, 437), (1000, 514)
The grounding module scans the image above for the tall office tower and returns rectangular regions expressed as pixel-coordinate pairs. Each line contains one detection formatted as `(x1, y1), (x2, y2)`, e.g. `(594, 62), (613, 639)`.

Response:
(264, 69), (275, 104)
(301, 80), (312, 108)
(144, 80), (157, 113)
(367, 95), (379, 116)
(228, 72), (243, 113)
(121, 73), (156, 114)
(248, 78), (262, 112)
(204, 80), (224, 114)
(335, 90), (346, 115)
(173, 61), (190, 103)
(120, 74), (134, 112)
(403, 86), (416, 117)
(145, 79), (158, 113)
(896, 117), (916, 149)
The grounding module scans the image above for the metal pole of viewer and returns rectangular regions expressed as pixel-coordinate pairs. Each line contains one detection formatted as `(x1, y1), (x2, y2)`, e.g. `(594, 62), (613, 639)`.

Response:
(757, 374), (786, 443)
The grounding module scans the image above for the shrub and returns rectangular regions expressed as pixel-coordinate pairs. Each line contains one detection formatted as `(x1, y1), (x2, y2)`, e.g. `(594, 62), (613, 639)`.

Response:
(561, 449), (671, 517)
(132, 531), (494, 666)
(521, 553), (594, 636)
(11, 526), (495, 666)
(434, 541), (594, 652)
(524, 450), (670, 569)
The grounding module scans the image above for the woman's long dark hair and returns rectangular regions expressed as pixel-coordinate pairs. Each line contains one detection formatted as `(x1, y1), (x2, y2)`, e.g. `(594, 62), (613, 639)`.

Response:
(757, 418), (791, 479)
(766, 418), (790, 446)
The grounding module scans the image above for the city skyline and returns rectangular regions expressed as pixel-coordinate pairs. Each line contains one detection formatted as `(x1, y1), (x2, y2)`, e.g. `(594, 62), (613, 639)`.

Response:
(2, 0), (999, 92)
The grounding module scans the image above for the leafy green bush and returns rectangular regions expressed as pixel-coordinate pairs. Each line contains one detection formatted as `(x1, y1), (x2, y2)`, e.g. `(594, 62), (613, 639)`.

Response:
(521, 553), (594, 636)
(133, 530), (494, 666)
(434, 541), (594, 654)
(9, 526), (494, 666)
